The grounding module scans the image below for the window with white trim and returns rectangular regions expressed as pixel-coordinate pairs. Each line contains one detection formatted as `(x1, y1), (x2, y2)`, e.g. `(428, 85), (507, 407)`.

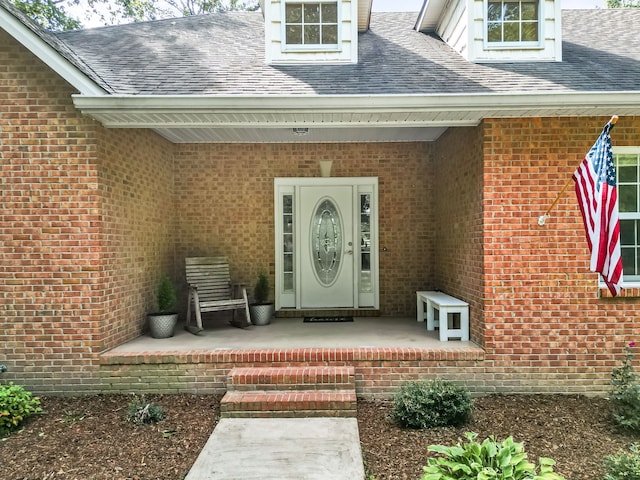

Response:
(285, 2), (338, 47)
(487, 0), (539, 43)
(616, 147), (640, 283)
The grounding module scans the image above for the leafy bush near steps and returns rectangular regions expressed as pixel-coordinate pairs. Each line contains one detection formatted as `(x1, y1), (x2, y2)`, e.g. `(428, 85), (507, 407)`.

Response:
(126, 395), (166, 425)
(0, 382), (42, 435)
(604, 443), (640, 480)
(611, 342), (640, 433)
(392, 379), (472, 429)
(422, 432), (565, 480)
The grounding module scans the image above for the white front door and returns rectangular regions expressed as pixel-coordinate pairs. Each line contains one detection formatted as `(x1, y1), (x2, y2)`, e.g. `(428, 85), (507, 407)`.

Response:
(274, 177), (379, 311)
(299, 185), (354, 308)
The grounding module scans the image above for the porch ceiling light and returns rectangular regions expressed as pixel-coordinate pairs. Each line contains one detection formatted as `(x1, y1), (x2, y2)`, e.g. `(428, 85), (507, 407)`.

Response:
(292, 127), (309, 136)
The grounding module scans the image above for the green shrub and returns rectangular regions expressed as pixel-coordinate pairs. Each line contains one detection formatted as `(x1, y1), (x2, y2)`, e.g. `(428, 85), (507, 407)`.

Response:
(253, 272), (270, 304)
(126, 396), (165, 425)
(0, 383), (42, 435)
(392, 379), (472, 429)
(422, 432), (565, 480)
(611, 342), (640, 433)
(604, 444), (640, 480)
(156, 276), (177, 313)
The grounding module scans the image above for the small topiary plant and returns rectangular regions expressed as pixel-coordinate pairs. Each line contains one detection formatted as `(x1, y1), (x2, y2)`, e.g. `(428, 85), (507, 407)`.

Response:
(156, 276), (177, 314)
(392, 379), (472, 429)
(611, 341), (640, 433)
(253, 272), (270, 304)
(126, 395), (165, 425)
(422, 432), (565, 480)
(604, 443), (640, 480)
(0, 382), (42, 435)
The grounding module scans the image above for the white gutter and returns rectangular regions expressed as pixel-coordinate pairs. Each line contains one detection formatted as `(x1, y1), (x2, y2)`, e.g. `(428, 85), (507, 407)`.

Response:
(72, 91), (640, 127)
(0, 8), (105, 95)
(72, 91), (640, 110)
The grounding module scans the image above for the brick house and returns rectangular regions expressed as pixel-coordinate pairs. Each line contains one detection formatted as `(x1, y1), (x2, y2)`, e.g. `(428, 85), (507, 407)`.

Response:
(1, 0), (640, 396)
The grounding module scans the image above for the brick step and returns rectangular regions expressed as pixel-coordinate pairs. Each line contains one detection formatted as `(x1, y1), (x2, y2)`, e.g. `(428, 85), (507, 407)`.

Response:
(220, 390), (357, 418)
(227, 366), (355, 392)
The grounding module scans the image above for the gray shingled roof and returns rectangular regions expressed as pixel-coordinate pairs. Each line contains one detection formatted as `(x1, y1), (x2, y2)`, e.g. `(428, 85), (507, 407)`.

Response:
(0, 0), (110, 91)
(54, 9), (640, 96)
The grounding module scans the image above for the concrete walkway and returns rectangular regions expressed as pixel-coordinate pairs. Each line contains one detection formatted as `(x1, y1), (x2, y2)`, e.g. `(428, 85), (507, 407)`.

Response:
(184, 417), (365, 480)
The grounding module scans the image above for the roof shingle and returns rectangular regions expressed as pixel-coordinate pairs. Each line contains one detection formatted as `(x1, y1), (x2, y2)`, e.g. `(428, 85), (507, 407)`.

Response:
(52, 9), (640, 96)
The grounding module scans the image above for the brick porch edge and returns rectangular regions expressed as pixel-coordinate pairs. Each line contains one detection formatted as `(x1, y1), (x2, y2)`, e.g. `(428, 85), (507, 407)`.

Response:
(99, 347), (486, 398)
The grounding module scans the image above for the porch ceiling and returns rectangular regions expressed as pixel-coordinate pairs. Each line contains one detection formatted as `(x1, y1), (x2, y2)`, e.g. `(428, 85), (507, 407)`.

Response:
(153, 126), (448, 143)
(73, 91), (640, 143)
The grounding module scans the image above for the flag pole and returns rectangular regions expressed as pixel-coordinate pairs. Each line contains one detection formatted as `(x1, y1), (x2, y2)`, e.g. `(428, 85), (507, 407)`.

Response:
(538, 115), (619, 226)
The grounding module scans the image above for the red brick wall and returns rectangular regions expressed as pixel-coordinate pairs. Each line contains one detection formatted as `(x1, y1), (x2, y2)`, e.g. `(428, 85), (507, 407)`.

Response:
(0, 30), (104, 391)
(431, 126), (486, 345)
(95, 127), (175, 351)
(173, 142), (433, 316)
(481, 116), (640, 393)
(1, 31), (175, 392)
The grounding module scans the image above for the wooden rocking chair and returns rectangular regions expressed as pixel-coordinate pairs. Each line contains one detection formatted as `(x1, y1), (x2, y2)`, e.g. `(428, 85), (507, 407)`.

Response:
(185, 256), (251, 334)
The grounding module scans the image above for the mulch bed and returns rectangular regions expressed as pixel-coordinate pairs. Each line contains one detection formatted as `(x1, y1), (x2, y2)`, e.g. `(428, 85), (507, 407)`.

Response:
(358, 395), (638, 479)
(1, 394), (637, 479)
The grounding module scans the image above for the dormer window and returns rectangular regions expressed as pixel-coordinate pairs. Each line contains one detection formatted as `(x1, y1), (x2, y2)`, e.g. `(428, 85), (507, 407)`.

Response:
(487, 0), (539, 44)
(416, 0), (560, 62)
(263, 0), (358, 64)
(285, 2), (338, 48)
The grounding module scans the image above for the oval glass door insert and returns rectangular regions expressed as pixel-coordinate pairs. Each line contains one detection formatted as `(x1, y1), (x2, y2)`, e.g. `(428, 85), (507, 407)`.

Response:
(311, 198), (343, 285)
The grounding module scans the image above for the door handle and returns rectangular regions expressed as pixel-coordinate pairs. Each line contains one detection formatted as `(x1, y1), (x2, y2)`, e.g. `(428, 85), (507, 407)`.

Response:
(345, 241), (353, 254)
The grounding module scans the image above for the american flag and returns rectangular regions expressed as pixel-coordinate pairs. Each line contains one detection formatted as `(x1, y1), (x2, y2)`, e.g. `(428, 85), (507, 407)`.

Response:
(573, 120), (623, 296)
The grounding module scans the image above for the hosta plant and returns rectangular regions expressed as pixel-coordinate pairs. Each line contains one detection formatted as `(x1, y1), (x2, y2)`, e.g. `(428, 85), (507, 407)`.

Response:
(604, 443), (640, 480)
(0, 382), (42, 435)
(421, 432), (565, 480)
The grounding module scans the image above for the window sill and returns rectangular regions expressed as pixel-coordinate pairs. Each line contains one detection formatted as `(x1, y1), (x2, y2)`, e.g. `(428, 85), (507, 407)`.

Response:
(483, 43), (544, 51)
(282, 45), (340, 53)
(599, 286), (640, 299)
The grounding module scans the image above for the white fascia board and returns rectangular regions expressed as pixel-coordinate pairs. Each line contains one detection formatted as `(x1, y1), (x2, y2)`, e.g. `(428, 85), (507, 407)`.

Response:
(0, 10), (105, 95)
(73, 91), (640, 117)
(358, 0), (373, 32)
(415, 0), (446, 32)
(71, 91), (640, 128)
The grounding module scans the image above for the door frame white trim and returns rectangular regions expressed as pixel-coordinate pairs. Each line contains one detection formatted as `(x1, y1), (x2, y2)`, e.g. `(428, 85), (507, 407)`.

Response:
(274, 177), (379, 311)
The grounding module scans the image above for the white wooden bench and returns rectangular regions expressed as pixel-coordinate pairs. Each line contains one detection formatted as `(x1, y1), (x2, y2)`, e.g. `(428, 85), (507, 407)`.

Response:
(185, 256), (250, 334)
(416, 291), (469, 342)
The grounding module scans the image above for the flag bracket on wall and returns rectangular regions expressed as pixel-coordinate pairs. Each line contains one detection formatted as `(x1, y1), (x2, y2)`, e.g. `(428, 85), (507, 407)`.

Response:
(537, 115), (619, 227)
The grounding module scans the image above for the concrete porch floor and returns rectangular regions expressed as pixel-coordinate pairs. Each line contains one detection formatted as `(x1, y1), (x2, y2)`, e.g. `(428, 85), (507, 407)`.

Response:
(109, 315), (477, 353)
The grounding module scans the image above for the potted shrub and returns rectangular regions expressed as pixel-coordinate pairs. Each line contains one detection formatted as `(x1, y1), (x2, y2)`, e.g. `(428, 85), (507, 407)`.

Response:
(249, 272), (274, 326)
(148, 275), (178, 338)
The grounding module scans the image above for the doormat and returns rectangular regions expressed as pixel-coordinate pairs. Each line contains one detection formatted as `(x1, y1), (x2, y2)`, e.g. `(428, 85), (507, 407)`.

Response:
(304, 316), (354, 323)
